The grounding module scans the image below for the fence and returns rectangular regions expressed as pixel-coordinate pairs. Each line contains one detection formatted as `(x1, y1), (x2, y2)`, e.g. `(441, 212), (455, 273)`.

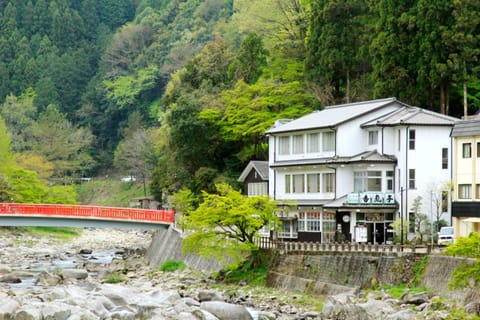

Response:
(257, 237), (434, 254)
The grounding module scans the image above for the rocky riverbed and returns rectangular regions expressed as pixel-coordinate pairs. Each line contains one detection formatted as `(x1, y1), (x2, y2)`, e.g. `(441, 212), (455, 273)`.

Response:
(0, 228), (479, 320)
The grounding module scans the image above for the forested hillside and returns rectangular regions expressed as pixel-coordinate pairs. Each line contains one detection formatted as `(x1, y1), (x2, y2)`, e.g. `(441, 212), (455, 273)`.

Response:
(0, 0), (478, 204)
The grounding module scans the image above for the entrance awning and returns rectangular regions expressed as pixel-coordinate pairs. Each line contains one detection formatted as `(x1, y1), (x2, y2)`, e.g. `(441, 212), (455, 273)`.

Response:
(463, 217), (480, 223)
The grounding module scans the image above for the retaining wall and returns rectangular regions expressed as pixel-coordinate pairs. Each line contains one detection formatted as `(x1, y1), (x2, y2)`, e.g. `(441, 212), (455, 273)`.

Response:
(145, 227), (223, 273)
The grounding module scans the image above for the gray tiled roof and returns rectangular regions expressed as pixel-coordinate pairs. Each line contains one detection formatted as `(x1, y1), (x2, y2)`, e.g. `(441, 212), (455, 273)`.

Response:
(266, 98), (400, 134)
(238, 160), (269, 182)
(362, 106), (458, 127)
(451, 119), (480, 137)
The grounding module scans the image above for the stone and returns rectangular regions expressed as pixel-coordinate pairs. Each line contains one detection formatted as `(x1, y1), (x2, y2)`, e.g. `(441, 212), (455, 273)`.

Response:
(0, 264), (12, 274)
(198, 290), (224, 302)
(465, 302), (480, 315)
(61, 269), (88, 280)
(0, 298), (19, 320)
(0, 274), (21, 283)
(14, 306), (42, 320)
(35, 271), (61, 286)
(200, 301), (253, 320)
(191, 309), (220, 320)
(321, 296), (370, 320)
(401, 292), (431, 305)
(41, 303), (72, 320)
(385, 309), (417, 320)
(182, 297), (201, 307)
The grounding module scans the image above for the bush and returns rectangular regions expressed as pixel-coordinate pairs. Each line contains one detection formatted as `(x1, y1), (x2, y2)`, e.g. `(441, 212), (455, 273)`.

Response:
(105, 272), (125, 283)
(159, 260), (186, 272)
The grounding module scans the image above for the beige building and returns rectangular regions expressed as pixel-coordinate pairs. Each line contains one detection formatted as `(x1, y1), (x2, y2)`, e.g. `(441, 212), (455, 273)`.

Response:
(451, 118), (480, 237)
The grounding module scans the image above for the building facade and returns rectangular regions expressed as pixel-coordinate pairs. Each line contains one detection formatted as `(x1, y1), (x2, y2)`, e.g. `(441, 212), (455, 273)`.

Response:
(451, 119), (480, 237)
(266, 98), (457, 243)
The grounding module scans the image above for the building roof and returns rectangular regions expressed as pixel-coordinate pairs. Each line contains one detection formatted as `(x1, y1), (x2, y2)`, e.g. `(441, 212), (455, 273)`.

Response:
(362, 106), (458, 128)
(270, 150), (396, 168)
(451, 119), (480, 137)
(238, 160), (269, 182)
(266, 98), (402, 134)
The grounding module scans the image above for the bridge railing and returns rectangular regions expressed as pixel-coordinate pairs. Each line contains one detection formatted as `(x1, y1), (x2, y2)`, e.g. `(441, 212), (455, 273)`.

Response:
(257, 237), (433, 254)
(0, 203), (175, 224)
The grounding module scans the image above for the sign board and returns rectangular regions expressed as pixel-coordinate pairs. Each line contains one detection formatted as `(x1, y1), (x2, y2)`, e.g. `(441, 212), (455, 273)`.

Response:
(355, 225), (368, 243)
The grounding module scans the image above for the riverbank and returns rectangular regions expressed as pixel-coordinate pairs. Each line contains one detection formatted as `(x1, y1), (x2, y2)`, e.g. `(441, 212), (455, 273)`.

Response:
(1, 227), (479, 319)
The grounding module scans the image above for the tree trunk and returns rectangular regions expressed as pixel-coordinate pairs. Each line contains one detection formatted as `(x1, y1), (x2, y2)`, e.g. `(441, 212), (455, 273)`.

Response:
(464, 80), (468, 118)
(346, 68), (350, 104)
(439, 85), (445, 114)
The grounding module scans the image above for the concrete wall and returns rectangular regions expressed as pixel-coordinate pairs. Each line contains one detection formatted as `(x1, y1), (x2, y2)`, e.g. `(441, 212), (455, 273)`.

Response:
(145, 227), (223, 273)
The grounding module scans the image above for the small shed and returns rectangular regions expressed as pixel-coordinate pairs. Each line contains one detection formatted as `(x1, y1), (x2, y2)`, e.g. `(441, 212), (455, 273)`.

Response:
(238, 160), (269, 196)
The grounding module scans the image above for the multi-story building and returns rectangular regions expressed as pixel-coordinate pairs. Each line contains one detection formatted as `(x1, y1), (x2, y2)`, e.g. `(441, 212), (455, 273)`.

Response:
(451, 118), (480, 237)
(266, 98), (458, 243)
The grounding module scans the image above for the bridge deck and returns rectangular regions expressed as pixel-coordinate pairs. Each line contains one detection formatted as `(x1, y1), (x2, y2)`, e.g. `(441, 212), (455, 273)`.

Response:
(0, 203), (175, 229)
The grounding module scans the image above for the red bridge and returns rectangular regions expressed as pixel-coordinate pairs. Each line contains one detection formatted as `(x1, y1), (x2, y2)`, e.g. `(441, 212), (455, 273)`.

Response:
(0, 203), (175, 229)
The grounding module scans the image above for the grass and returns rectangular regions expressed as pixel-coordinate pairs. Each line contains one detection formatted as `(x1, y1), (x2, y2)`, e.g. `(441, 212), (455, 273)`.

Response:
(380, 284), (429, 299)
(104, 272), (126, 283)
(8, 226), (81, 242)
(159, 260), (186, 272)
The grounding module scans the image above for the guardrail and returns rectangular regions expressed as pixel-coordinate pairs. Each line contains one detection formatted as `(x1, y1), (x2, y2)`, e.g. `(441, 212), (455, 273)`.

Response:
(257, 237), (435, 254)
(0, 203), (175, 224)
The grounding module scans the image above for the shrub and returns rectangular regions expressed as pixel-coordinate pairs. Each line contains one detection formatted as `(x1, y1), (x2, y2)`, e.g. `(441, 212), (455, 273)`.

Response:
(159, 260), (186, 272)
(105, 272), (125, 283)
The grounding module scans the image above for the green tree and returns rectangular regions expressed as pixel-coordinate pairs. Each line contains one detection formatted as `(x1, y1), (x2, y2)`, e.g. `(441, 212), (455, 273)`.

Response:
(445, 232), (480, 288)
(178, 183), (279, 265)
(229, 33), (269, 84)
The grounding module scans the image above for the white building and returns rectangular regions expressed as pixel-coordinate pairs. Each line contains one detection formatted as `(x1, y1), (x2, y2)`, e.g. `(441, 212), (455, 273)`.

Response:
(266, 98), (458, 244)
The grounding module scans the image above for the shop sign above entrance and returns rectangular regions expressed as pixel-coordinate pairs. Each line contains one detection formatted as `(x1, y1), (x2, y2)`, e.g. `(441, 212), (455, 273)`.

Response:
(347, 192), (396, 205)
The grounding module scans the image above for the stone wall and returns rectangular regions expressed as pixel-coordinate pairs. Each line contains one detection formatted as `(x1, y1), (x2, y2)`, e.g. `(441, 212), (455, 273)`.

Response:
(145, 227), (224, 273)
(266, 251), (424, 296)
(267, 251), (480, 303)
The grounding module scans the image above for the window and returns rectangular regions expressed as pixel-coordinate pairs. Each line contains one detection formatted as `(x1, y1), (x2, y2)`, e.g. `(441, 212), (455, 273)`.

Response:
(354, 171), (381, 192)
(307, 133), (320, 153)
(307, 174), (320, 193)
(397, 129), (401, 151)
(386, 171), (394, 191)
(292, 174), (304, 193)
(322, 131), (335, 152)
(293, 134), (304, 154)
(463, 143), (472, 158)
(248, 182), (267, 196)
(477, 142), (480, 157)
(298, 212), (321, 232)
(285, 175), (291, 193)
(409, 129), (415, 150)
(368, 131), (378, 145)
(409, 169), (416, 189)
(476, 185), (480, 199)
(442, 148), (448, 169)
(279, 136), (290, 155)
(458, 184), (472, 199)
(323, 173), (335, 193)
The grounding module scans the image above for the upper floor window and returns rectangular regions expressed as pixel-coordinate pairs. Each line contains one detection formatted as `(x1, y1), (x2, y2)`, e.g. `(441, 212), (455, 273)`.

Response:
(307, 133), (320, 153)
(307, 173), (320, 193)
(354, 171), (381, 192)
(409, 129), (415, 150)
(292, 174), (305, 193)
(323, 173), (335, 193)
(322, 131), (335, 152)
(442, 148), (448, 169)
(386, 171), (394, 191)
(279, 136), (290, 155)
(463, 143), (472, 158)
(458, 184), (472, 199)
(293, 135), (304, 154)
(368, 130), (378, 145)
(477, 142), (480, 157)
(409, 169), (416, 189)
(285, 172), (335, 194)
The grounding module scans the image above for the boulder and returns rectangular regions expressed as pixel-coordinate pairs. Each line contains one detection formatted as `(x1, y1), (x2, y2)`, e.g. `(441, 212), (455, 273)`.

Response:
(61, 269), (88, 280)
(0, 298), (19, 320)
(200, 301), (253, 320)
(0, 274), (21, 283)
(14, 306), (42, 320)
(198, 290), (224, 302)
(321, 296), (370, 320)
(385, 309), (417, 320)
(41, 303), (71, 320)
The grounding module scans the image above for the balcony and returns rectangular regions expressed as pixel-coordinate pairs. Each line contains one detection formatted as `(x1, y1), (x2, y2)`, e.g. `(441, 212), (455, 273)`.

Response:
(347, 192), (396, 205)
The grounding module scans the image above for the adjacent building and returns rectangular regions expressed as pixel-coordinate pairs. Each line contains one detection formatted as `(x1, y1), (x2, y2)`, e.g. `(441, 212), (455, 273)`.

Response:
(451, 118), (480, 237)
(265, 98), (458, 243)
